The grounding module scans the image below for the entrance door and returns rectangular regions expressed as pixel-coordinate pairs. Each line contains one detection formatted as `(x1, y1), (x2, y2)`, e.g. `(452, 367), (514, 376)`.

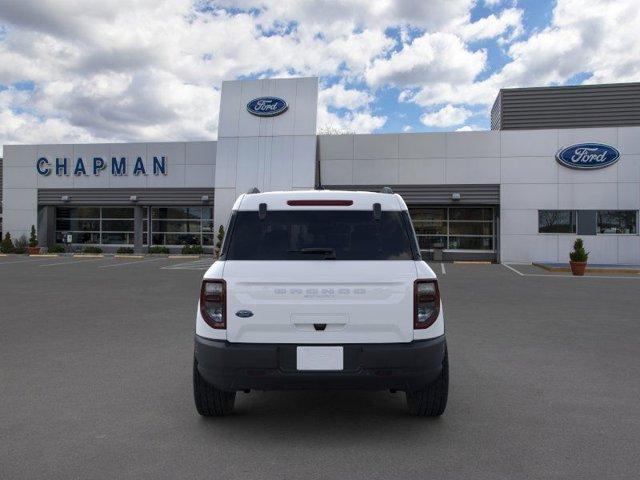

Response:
(408, 206), (497, 262)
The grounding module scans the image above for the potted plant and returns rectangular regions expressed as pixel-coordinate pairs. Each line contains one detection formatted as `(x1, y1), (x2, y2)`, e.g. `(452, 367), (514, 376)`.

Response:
(569, 238), (589, 276)
(28, 225), (41, 255)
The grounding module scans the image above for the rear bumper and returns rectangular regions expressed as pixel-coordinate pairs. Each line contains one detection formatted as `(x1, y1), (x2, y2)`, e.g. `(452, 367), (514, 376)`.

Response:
(194, 335), (446, 392)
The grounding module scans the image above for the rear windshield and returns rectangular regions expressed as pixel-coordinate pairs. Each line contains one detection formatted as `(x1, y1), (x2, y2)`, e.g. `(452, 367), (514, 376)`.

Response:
(224, 210), (416, 260)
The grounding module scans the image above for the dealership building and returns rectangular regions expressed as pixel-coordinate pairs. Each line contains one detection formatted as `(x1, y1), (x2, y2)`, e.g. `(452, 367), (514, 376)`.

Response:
(1, 78), (639, 264)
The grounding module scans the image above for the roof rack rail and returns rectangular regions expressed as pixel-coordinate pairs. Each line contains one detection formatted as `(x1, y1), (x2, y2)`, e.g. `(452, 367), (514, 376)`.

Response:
(247, 187), (260, 194)
(380, 186), (394, 194)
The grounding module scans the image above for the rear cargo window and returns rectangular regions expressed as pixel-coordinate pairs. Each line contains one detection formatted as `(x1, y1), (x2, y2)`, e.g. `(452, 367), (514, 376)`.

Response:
(225, 210), (415, 260)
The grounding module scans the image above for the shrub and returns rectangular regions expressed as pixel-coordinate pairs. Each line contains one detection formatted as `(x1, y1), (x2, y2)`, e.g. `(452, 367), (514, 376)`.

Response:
(148, 245), (170, 254)
(29, 225), (38, 247)
(13, 235), (29, 254)
(116, 247), (135, 254)
(82, 246), (103, 254)
(569, 238), (589, 262)
(48, 244), (66, 253)
(215, 225), (225, 258)
(1, 233), (14, 253)
(182, 244), (204, 255)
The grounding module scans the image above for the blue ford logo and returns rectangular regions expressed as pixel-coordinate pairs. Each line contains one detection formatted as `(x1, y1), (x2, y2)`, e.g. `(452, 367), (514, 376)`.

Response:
(235, 310), (254, 318)
(556, 143), (620, 170)
(246, 97), (288, 117)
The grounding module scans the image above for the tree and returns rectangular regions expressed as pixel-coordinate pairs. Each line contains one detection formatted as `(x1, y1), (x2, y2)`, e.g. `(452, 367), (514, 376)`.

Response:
(215, 225), (225, 258)
(29, 225), (38, 247)
(317, 124), (355, 135)
(1, 232), (15, 253)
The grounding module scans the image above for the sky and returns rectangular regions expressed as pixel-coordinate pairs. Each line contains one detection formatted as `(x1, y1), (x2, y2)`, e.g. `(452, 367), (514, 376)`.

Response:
(0, 0), (639, 154)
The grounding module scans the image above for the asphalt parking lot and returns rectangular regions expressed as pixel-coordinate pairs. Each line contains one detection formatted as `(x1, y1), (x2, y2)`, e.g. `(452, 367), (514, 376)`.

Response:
(1, 256), (639, 479)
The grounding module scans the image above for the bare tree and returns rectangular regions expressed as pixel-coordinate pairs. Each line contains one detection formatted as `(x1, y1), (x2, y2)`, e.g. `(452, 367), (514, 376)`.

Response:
(317, 124), (355, 135)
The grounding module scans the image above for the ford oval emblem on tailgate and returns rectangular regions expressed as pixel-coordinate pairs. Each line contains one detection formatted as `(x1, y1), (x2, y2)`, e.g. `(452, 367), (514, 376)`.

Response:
(235, 310), (254, 318)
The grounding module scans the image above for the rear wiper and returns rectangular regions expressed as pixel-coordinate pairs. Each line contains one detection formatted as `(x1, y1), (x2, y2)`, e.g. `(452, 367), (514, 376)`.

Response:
(288, 248), (336, 259)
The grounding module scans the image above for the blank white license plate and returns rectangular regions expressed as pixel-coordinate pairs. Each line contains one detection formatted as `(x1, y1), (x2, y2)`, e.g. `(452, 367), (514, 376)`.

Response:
(296, 346), (344, 371)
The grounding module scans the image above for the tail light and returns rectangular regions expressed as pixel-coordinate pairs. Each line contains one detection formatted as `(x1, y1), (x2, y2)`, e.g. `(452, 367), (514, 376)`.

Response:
(200, 279), (226, 329)
(414, 280), (440, 329)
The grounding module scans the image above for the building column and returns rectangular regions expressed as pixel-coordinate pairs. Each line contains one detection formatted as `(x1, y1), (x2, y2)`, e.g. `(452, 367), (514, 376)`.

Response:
(37, 206), (56, 248)
(133, 206), (144, 253)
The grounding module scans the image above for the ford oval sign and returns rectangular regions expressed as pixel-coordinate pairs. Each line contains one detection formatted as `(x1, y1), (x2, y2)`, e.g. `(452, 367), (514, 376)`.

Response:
(247, 97), (288, 117)
(556, 143), (620, 170)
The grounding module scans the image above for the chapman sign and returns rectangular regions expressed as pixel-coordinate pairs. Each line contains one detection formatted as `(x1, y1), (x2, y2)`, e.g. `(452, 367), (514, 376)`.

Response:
(556, 143), (620, 170)
(36, 156), (168, 177)
(246, 97), (288, 117)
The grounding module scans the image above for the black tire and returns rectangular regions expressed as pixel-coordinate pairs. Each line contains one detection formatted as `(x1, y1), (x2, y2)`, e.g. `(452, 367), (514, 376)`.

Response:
(406, 346), (449, 417)
(193, 359), (236, 417)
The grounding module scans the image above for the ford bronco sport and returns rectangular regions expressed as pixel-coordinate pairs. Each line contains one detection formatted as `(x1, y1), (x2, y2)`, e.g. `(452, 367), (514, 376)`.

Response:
(193, 190), (448, 416)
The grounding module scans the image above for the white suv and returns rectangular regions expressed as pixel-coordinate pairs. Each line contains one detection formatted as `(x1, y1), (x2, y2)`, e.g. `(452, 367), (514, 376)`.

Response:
(193, 190), (448, 416)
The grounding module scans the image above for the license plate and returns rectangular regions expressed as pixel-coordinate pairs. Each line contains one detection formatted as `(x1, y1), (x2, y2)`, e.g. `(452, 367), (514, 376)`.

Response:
(296, 346), (344, 371)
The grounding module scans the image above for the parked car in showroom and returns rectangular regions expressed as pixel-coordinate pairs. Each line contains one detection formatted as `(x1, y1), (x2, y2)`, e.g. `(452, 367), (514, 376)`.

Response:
(193, 189), (448, 416)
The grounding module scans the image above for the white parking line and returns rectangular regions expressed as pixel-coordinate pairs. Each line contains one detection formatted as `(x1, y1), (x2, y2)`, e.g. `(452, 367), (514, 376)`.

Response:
(441, 262), (446, 275)
(39, 258), (105, 267)
(98, 257), (166, 269)
(0, 259), (40, 266)
(502, 263), (524, 276)
(161, 259), (214, 270)
(0, 257), (54, 266)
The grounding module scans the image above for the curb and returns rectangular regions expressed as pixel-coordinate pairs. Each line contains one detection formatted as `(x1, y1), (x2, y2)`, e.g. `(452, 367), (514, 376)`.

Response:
(453, 261), (492, 265)
(73, 254), (105, 258)
(168, 255), (200, 259)
(533, 263), (640, 275)
(114, 254), (145, 259)
(29, 254), (59, 257)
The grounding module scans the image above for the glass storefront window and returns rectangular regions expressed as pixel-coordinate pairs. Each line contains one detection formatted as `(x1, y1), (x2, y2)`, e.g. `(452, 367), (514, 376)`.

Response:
(413, 221), (447, 235)
(150, 206), (214, 246)
(102, 232), (134, 244)
(449, 208), (493, 221)
(55, 206), (141, 245)
(448, 222), (493, 235)
(449, 236), (493, 250)
(55, 231), (100, 244)
(56, 219), (100, 231)
(56, 207), (100, 219)
(538, 210), (576, 233)
(410, 208), (446, 222)
(409, 206), (495, 251)
(54, 205), (215, 247)
(152, 207), (203, 220)
(102, 220), (134, 231)
(417, 236), (447, 250)
(102, 207), (134, 219)
(597, 211), (638, 234)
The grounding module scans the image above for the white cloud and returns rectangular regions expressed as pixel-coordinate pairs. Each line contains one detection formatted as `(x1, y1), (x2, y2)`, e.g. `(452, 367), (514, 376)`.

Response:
(0, 0), (639, 150)
(319, 84), (373, 110)
(402, 125), (412, 132)
(420, 105), (472, 127)
(317, 82), (384, 133)
(458, 7), (523, 42)
(456, 124), (483, 131)
(366, 32), (486, 88)
(405, 0), (640, 109)
(317, 105), (386, 134)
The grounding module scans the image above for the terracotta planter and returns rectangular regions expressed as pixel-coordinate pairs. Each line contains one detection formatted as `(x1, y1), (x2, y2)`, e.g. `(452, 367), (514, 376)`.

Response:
(27, 246), (41, 255)
(570, 261), (587, 276)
